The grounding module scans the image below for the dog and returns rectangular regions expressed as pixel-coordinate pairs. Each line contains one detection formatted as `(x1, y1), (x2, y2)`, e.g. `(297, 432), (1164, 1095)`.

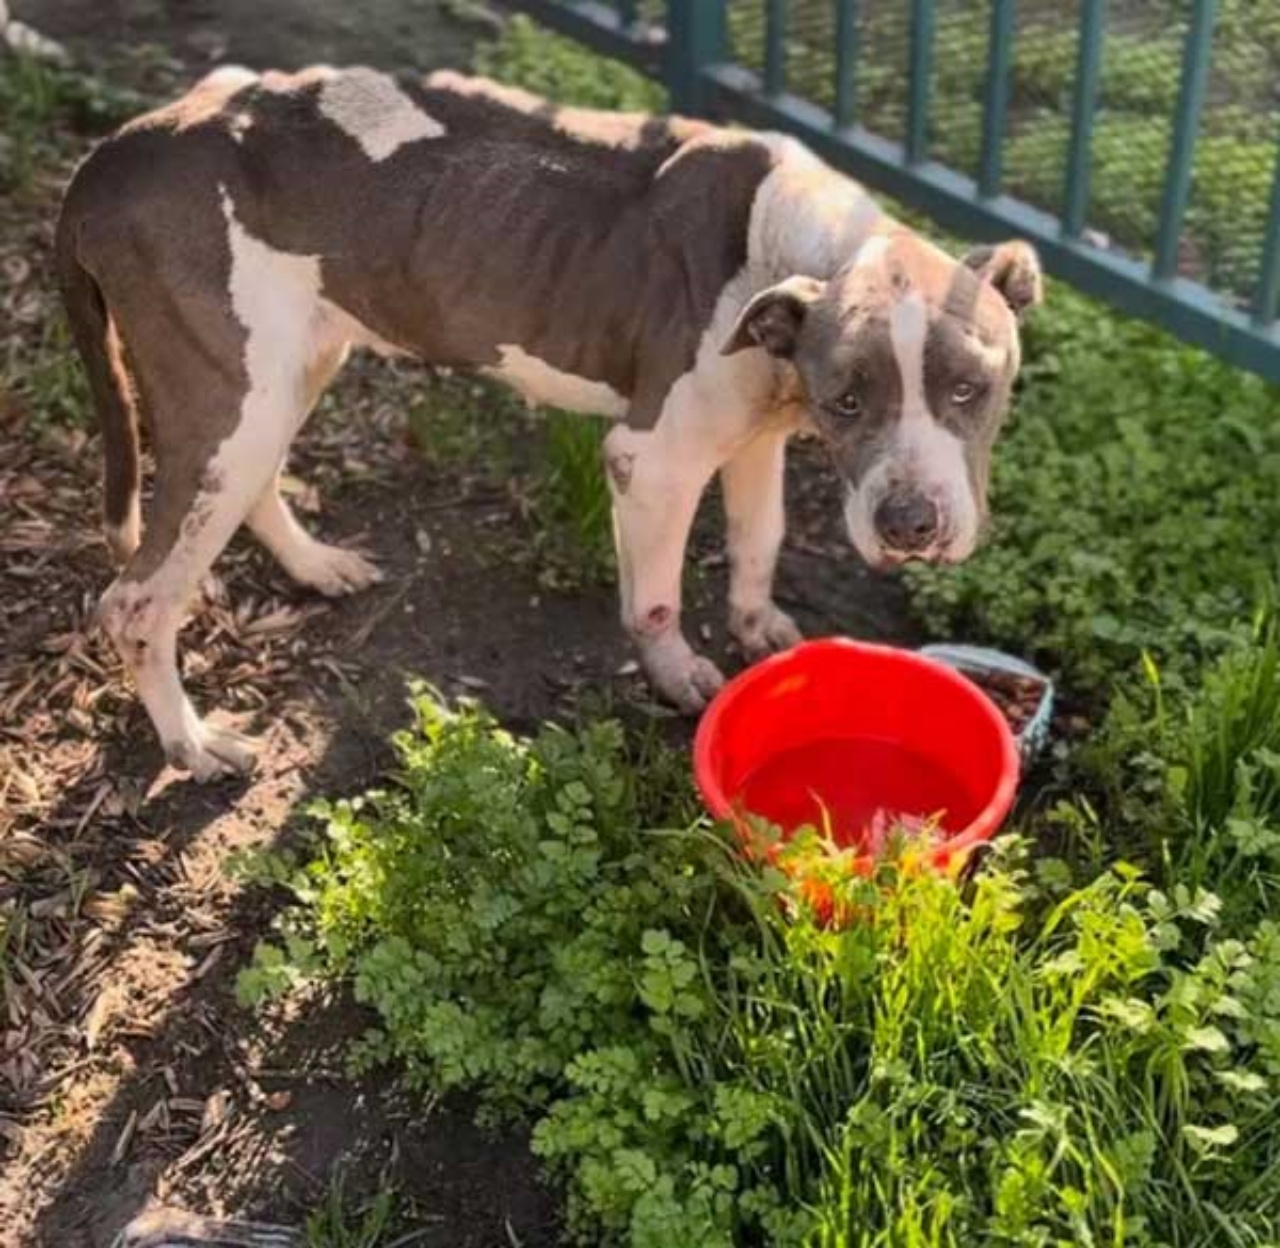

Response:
(55, 65), (1042, 780)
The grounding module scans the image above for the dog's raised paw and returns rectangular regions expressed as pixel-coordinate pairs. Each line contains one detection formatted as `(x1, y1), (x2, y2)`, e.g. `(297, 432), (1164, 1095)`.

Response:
(730, 602), (803, 660)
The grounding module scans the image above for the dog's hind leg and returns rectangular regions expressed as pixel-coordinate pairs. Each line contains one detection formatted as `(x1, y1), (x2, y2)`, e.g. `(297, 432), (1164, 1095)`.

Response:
(100, 442), (285, 780)
(100, 397), (313, 777)
(245, 340), (383, 597)
(247, 470), (383, 597)
(96, 197), (326, 779)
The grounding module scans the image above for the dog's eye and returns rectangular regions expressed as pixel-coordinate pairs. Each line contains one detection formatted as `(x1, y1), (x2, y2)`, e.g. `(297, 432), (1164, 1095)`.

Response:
(952, 381), (979, 405)
(833, 391), (862, 418)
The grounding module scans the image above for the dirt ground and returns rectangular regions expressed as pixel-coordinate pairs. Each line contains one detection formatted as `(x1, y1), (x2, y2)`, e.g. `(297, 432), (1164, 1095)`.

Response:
(0, 4), (916, 1245)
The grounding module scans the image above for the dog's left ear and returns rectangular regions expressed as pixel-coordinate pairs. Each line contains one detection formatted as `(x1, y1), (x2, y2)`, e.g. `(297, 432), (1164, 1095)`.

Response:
(962, 240), (1043, 319)
(721, 275), (825, 357)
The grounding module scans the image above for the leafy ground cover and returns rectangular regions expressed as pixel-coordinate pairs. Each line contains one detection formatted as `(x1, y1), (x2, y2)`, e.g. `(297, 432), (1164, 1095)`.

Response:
(233, 17), (1280, 1248)
(244, 642), (1280, 1247)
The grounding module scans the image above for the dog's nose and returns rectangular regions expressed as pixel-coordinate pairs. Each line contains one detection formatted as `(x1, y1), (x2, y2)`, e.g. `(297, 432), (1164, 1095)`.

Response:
(874, 492), (940, 553)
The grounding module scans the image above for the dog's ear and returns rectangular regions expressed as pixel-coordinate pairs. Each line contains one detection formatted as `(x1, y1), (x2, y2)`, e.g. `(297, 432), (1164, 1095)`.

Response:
(721, 276), (825, 357)
(962, 240), (1043, 319)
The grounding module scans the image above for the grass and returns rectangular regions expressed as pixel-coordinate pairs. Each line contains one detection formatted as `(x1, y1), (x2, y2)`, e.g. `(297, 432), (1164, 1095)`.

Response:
(404, 371), (614, 589)
(5, 313), (91, 429)
(0, 51), (140, 196)
(305, 1175), (407, 1248)
(536, 413), (614, 589)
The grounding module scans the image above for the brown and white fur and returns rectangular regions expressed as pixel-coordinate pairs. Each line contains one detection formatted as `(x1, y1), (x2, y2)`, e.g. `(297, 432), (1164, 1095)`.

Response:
(56, 66), (1042, 781)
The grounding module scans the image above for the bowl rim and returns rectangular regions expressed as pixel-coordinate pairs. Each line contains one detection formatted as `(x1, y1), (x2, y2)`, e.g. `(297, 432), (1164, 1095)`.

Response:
(693, 637), (1021, 867)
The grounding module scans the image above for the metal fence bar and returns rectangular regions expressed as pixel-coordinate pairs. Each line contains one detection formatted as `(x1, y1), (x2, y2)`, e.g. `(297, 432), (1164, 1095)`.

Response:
(977, 0), (1014, 198)
(905, 0), (934, 165)
(764, 0), (788, 96)
(833, 0), (859, 130)
(1254, 147), (1280, 327)
(703, 64), (1280, 382)
(1062, 0), (1104, 238)
(666, 1), (725, 114)
(1153, 0), (1217, 280)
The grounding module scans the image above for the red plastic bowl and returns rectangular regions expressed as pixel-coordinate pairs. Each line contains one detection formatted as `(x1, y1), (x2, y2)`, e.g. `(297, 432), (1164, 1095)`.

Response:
(694, 638), (1020, 876)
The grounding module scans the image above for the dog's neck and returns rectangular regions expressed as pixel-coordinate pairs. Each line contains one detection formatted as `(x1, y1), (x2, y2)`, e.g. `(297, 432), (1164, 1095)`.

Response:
(745, 135), (887, 290)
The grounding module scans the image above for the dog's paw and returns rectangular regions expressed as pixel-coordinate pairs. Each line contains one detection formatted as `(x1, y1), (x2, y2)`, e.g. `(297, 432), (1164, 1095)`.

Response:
(292, 543), (384, 597)
(166, 722), (258, 781)
(730, 602), (803, 660)
(639, 634), (725, 714)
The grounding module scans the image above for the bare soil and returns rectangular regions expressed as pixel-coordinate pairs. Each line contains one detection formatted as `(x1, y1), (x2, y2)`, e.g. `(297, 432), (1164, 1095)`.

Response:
(0, 5), (916, 1244)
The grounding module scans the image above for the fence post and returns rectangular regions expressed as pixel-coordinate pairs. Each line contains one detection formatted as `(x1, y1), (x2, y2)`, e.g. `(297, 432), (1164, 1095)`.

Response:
(1255, 148), (1280, 327)
(1062, 0), (1104, 238)
(833, 0), (860, 129)
(666, 0), (727, 115)
(905, 0), (934, 165)
(1152, 0), (1217, 280)
(978, 0), (1015, 199)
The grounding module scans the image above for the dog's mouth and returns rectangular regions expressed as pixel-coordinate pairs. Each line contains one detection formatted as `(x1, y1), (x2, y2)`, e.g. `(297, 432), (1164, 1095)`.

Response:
(867, 544), (948, 572)
(844, 485), (981, 572)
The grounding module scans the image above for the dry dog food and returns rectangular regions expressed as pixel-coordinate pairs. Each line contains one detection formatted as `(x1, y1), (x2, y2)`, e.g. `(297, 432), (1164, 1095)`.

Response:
(965, 668), (1048, 735)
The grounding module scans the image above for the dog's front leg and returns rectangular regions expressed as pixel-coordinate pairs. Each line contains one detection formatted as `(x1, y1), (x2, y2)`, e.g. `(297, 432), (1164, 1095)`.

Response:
(722, 429), (802, 659)
(605, 420), (724, 713)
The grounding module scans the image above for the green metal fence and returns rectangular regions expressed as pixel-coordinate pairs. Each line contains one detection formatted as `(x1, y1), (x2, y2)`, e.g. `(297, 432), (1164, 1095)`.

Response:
(500, 0), (1280, 383)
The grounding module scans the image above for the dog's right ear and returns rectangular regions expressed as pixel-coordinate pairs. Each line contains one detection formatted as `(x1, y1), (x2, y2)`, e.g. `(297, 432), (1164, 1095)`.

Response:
(721, 275), (824, 357)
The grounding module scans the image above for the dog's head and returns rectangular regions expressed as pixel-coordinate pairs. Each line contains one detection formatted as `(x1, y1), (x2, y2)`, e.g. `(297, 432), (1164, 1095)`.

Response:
(724, 232), (1042, 569)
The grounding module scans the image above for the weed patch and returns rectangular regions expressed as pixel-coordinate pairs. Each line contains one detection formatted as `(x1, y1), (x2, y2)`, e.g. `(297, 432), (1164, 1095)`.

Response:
(241, 655), (1280, 1246)
(0, 51), (140, 197)
(536, 412), (614, 588)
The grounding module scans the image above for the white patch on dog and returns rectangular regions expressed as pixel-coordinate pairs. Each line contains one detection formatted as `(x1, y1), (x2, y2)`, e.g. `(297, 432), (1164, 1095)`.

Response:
(721, 431), (801, 657)
(889, 291), (928, 408)
(485, 345), (628, 417)
(428, 70), (657, 150)
(313, 297), (405, 358)
(248, 478), (382, 595)
(885, 291), (978, 559)
(853, 233), (891, 269)
(222, 191), (322, 428)
(747, 136), (883, 284)
(656, 129), (757, 179)
(198, 65), (258, 92)
(318, 68), (444, 161)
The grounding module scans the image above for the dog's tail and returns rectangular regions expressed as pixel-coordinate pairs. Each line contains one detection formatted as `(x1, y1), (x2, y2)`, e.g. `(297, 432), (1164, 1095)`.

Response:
(55, 210), (141, 566)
